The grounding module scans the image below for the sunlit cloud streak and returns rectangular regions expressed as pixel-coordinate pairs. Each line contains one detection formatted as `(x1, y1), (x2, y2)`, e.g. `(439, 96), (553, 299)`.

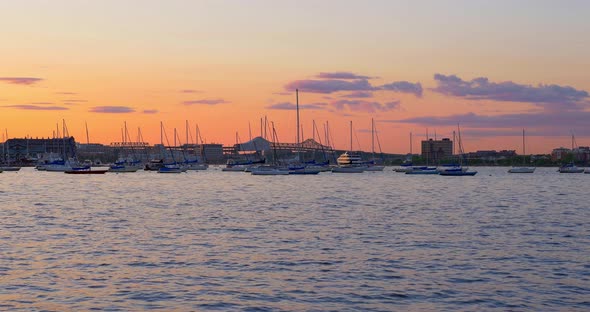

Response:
(285, 79), (373, 94)
(378, 81), (423, 97)
(180, 89), (201, 93)
(3, 104), (68, 110)
(266, 102), (328, 110)
(183, 99), (229, 105)
(432, 73), (589, 108)
(332, 99), (400, 113)
(340, 91), (373, 98)
(142, 109), (159, 114)
(0, 77), (43, 85)
(286, 73), (423, 97)
(392, 111), (590, 136)
(316, 72), (372, 80)
(89, 106), (135, 113)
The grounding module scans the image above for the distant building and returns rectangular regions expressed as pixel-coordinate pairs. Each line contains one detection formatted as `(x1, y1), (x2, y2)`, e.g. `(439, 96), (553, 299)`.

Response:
(551, 147), (570, 161)
(200, 143), (224, 162)
(421, 138), (453, 162)
(3, 137), (77, 161)
(573, 146), (590, 162)
(466, 150), (516, 161)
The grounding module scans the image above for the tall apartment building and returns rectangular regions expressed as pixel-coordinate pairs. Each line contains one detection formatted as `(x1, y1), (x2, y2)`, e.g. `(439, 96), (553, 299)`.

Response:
(421, 138), (453, 162)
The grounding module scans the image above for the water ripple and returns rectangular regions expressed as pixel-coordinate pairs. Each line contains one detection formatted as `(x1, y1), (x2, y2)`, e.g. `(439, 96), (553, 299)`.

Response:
(0, 167), (588, 311)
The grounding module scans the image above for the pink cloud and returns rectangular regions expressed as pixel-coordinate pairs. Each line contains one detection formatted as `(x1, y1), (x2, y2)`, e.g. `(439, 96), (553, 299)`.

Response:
(0, 77), (43, 85)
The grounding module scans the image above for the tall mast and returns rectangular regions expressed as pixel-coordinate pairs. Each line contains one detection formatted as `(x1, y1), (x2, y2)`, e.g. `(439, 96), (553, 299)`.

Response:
(522, 128), (525, 156)
(349, 120), (353, 152)
(264, 116), (268, 139)
(453, 130), (457, 155)
(296, 89), (300, 148)
(324, 121), (330, 146)
(160, 122), (163, 146)
(124, 121), (128, 144)
(248, 122), (252, 141)
(325, 121), (329, 148)
(186, 120), (189, 146)
(85, 122), (90, 144)
(371, 118), (375, 157)
(410, 132), (413, 155)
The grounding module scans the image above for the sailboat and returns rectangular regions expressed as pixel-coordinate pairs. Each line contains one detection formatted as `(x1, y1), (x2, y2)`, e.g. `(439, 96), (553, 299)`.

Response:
(288, 89), (321, 175)
(394, 132), (416, 172)
(364, 118), (385, 171)
(158, 122), (184, 173)
(251, 122), (289, 175)
(332, 121), (365, 173)
(439, 124), (477, 176)
(45, 120), (88, 172)
(508, 129), (535, 173)
(559, 133), (584, 173)
(109, 122), (141, 173)
(184, 122), (209, 170)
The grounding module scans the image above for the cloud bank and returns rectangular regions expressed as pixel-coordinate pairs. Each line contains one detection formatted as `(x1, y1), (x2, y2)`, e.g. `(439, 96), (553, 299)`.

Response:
(0, 77), (43, 85)
(332, 100), (400, 113)
(266, 102), (327, 110)
(316, 72), (372, 80)
(3, 104), (68, 111)
(183, 99), (229, 105)
(432, 73), (588, 107)
(285, 72), (422, 97)
(89, 106), (135, 113)
(379, 81), (423, 97)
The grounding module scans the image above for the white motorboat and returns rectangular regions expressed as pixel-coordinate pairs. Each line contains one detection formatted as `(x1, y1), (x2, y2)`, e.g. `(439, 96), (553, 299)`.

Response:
(508, 167), (535, 173)
(251, 165), (289, 175)
(559, 163), (584, 173)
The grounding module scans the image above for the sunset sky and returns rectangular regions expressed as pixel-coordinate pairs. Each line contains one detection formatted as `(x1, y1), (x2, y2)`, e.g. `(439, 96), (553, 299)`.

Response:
(1, 0), (589, 154)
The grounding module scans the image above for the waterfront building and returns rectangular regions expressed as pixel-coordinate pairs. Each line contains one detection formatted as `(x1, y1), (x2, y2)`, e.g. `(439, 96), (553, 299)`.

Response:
(421, 138), (453, 163)
(2, 137), (77, 163)
(551, 147), (571, 161)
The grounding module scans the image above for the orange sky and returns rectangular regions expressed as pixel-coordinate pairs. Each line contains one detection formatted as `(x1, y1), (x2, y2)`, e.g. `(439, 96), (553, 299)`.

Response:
(1, 1), (589, 154)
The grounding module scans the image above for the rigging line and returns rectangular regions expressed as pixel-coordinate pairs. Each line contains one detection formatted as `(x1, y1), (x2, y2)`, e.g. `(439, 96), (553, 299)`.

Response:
(161, 123), (177, 163)
(353, 123), (362, 152)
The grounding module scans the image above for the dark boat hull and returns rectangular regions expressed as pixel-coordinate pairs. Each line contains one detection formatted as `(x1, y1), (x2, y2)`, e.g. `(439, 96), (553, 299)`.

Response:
(65, 169), (108, 174)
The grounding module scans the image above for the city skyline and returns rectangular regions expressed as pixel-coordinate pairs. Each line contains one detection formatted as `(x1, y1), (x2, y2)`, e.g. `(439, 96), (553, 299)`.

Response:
(1, 1), (589, 154)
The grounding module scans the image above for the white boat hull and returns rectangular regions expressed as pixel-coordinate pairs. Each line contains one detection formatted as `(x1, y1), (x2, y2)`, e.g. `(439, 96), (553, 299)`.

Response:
(365, 165), (385, 172)
(559, 168), (584, 173)
(187, 164), (208, 170)
(251, 167), (290, 175)
(508, 167), (536, 173)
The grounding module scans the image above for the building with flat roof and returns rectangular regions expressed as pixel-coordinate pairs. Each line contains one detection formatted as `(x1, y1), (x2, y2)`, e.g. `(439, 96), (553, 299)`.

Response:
(421, 138), (453, 162)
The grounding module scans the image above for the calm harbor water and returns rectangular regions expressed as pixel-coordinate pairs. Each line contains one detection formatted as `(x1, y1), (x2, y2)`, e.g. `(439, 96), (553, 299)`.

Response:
(0, 167), (588, 311)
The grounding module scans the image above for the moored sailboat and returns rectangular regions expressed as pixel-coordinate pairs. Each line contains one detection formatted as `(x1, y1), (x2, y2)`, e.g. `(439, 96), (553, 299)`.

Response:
(558, 134), (584, 173)
(508, 129), (535, 173)
(439, 124), (477, 176)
